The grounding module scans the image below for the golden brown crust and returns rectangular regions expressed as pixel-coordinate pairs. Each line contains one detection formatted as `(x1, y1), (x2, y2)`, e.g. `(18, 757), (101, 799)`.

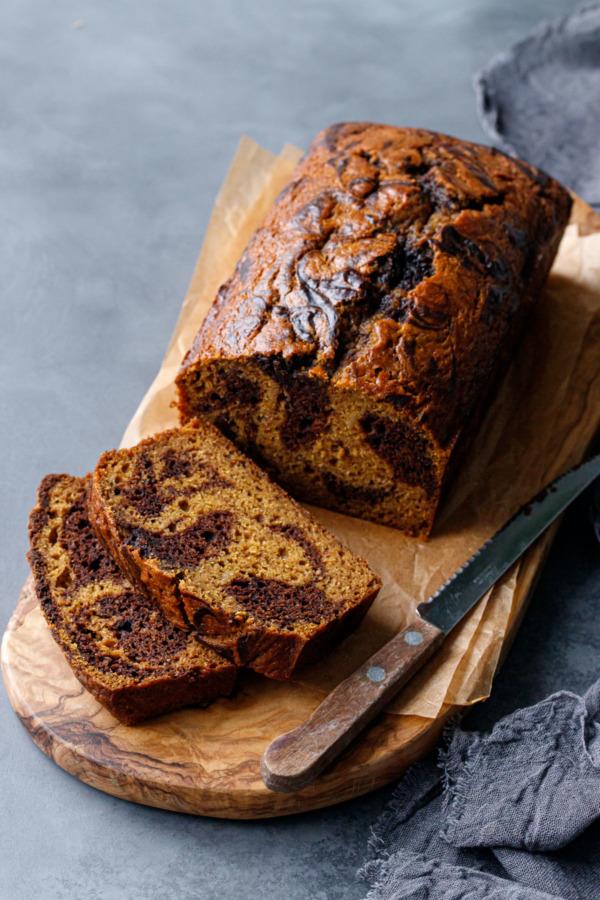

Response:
(28, 473), (238, 725)
(89, 420), (381, 679)
(176, 123), (572, 536)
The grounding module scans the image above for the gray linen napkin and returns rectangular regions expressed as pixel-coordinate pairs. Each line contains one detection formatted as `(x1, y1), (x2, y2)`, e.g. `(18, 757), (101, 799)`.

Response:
(359, 7), (600, 899)
(441, 682), (600, 852)
(474, 3), (600, 214)
(475, 1), (600, 538)
(358, 679), (600, 898)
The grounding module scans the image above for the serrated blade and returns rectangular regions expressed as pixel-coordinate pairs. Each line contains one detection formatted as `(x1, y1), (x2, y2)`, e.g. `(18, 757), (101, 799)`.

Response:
(417, 454), (600, 634)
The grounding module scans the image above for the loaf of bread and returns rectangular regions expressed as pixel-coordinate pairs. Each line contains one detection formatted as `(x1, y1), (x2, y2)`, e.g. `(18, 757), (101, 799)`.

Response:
(28, 473), (238, 724)
(87, 420), (381, 680)
(176, 123), (572, 536)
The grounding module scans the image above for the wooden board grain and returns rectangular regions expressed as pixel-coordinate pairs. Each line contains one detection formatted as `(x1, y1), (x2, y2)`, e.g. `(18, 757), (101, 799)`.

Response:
(2, 575), (455, 818)
(2, 198), (600, 819)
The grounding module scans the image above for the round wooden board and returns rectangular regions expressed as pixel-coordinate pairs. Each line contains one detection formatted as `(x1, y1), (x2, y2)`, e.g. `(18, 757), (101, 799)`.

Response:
(2, 575), (453, 819)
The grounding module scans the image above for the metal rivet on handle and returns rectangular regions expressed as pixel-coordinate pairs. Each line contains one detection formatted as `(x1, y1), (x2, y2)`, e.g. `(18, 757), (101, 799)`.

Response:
(404, 631), (423, 645)
(367, 666), (386, 683)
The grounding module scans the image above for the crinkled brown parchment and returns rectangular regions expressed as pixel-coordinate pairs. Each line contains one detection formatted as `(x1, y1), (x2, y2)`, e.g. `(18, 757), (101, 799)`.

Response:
(121, 138), (600, 720)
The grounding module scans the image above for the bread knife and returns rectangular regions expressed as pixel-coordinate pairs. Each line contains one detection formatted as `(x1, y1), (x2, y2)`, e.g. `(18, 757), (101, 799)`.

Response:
(261, 454), (600, 793)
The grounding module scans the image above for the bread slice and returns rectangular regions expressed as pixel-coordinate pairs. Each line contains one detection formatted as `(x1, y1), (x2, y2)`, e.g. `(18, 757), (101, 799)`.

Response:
(28, 473), (238, 725)
(88, 420), (381, 680)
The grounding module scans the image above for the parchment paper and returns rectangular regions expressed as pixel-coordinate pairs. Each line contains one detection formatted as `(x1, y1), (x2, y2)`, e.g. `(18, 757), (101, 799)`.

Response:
(121, 138), (600, 720)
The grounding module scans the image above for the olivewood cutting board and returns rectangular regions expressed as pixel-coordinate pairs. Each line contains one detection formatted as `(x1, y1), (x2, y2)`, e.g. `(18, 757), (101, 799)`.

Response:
(2, 199), (600, 820)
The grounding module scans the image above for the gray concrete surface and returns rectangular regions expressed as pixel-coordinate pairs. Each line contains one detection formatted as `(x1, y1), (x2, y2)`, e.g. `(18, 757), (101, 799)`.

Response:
(1, 1), (595, 898)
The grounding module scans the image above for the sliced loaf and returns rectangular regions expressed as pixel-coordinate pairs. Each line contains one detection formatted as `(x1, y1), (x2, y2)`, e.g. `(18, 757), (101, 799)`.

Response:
(28, 473), (238, 724)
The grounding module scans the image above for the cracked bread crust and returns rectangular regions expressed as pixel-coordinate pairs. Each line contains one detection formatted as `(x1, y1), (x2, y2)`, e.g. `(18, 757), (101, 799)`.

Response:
(176, 122), (572, 536)
(28, 473), (238, 725)
(88, 420), (381, 680)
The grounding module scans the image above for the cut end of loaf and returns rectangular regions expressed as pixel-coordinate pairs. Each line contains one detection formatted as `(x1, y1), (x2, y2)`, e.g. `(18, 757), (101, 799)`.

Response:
(177, 359), (447, 537)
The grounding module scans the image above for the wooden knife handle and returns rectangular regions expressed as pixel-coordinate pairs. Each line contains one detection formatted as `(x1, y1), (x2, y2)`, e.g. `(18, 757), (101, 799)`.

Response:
(260, 617), (445, 793)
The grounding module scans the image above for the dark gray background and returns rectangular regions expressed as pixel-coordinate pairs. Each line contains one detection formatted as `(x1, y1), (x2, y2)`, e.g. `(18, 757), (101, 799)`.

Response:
(1, 2), (597, 898)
